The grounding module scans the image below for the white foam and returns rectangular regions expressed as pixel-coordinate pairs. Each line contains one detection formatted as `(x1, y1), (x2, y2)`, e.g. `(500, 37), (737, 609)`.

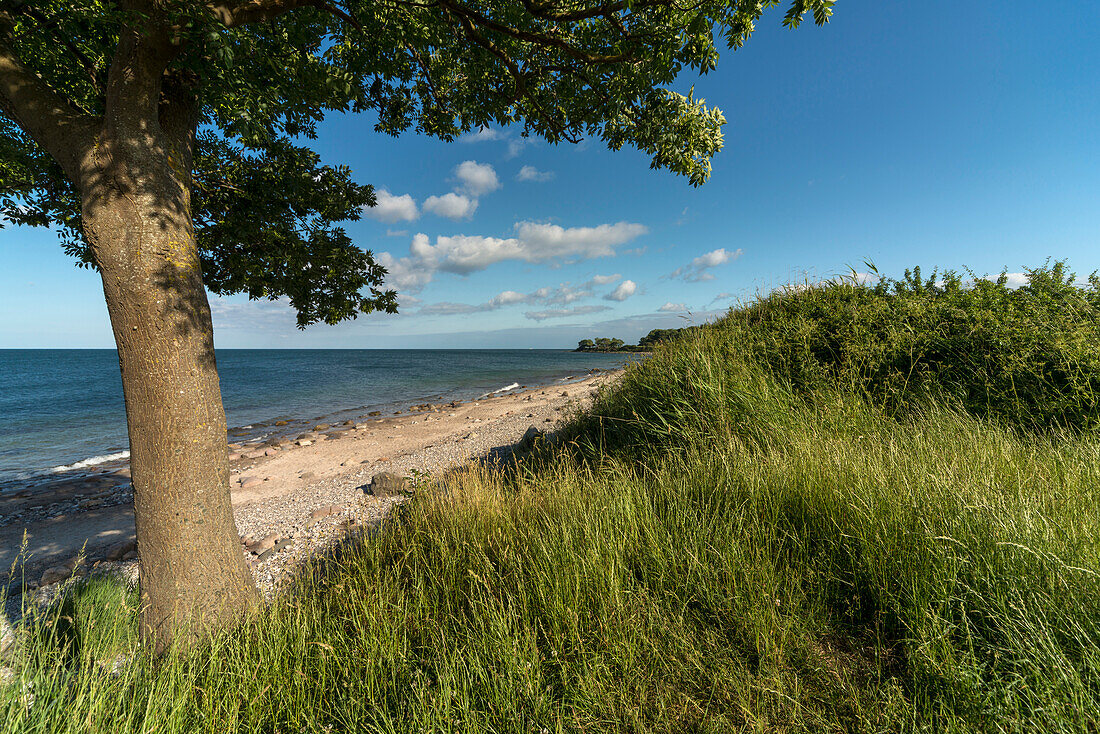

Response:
(49, 450), (130, 473)
(480, 382), (520, 398)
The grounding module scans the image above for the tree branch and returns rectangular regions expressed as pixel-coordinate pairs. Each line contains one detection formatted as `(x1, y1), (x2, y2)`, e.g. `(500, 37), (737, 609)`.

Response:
(0, 12), (98, 180)
(209, 0), (360, 30)
(436, 0), (634, 65)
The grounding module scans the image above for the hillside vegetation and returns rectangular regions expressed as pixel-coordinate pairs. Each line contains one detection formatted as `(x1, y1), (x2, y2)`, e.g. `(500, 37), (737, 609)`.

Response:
(3, 263), (1099, 733)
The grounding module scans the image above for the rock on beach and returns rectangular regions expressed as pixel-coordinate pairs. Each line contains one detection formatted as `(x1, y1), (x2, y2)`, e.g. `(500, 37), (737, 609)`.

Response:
(368, 472), (410, 497)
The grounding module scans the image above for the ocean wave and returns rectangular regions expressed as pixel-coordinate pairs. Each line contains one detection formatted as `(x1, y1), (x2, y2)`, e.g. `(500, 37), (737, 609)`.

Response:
(480, 382), (520, 398)
(49, 450), (130, 473)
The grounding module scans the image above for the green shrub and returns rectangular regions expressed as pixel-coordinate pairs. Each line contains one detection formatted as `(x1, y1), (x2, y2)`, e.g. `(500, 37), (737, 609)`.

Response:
(732, 261), (1100, 430)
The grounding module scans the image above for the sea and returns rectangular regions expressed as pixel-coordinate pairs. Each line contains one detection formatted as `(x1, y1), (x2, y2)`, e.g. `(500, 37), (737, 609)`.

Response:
(0, 349), (636, 492)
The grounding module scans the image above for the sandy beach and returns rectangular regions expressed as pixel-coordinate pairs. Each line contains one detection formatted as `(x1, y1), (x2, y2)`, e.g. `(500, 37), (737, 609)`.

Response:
(0, 369), (621, 597)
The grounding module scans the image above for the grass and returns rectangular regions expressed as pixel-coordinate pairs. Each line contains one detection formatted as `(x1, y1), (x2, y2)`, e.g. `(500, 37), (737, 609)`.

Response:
(3, 264), (1099, 732)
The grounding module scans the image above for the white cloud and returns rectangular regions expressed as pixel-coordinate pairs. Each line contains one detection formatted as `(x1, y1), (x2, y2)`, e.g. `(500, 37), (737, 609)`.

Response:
(364, 189), (419, 223)
(416, 276), (636, 317)
(668, 247), (742, 282)
(525, 305), (611, 321)
(423, 192), (478, 220)
(385, 229), (409, 237)
(507, 138), (533, 158)
(587, 273), (621, 286)
(380, 221), (647, 292)
(994, 272), (1029, 288)
(417, 301), (487, 316)
(658, 302), (687, 312)
(460, 127), (506, 142)
(454, 160), (500, 196)
(604, 279), (637, 301)
(488, 290), (529, 307)
(517, 165), (554, 182)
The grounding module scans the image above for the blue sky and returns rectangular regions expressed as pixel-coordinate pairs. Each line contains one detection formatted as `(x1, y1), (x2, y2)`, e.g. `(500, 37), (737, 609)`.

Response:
(3, 0), (1098, 348)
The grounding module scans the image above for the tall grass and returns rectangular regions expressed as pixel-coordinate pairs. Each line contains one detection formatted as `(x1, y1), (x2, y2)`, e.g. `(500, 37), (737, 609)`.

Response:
(3, 265), (1098, 732)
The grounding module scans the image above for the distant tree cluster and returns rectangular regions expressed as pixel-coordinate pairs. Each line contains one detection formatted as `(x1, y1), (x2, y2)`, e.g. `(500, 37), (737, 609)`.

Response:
(577, 328), (698, 352)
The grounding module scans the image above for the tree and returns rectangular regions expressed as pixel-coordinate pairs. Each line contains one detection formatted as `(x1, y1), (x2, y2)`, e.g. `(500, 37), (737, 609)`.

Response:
(0, 0), (834, 648)
(639, 328), (684, 349)
(577, 339), (595, 352)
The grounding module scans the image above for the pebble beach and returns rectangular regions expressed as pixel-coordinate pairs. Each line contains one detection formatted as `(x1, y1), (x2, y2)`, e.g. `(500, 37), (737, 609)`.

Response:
(1, 368), (622, 614)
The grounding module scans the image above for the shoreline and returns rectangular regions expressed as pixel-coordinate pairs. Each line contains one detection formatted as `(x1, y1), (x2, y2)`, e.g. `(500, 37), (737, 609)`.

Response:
(1, 368), (624, 597)
(0, 364), (627, 498)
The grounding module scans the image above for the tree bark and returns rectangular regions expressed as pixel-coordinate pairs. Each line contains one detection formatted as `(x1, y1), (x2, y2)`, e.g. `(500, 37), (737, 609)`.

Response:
(73, 23), (261, 648)
(81, 174), (260, 650)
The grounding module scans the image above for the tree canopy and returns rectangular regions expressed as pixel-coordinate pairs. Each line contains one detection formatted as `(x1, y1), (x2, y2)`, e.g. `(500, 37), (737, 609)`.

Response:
(1, 0), (833, 326)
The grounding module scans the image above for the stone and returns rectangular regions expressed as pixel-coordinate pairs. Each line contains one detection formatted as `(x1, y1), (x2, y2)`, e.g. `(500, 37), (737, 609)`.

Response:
(343, 420), (355, 426)
(369, 472), (410, 497)
(244, 450), (266, 459)
(1, 615), (15, 661)
(273, 538), (294, 552)
(228, 443), (243, 450)
(296, 439), (313, 447)
(264, 448), (278, 457)
(248, 533), (280, 554)
(240, 476), (263, 489)
(310, 504), (341, 522)
(121, 550), (138, 562)
(313, 424), (330, 431)
(313, 434), (328, 442)
(354, 423), (369, 430)
(464, 432), (478, 440)
(274, 420), (288, 426)
(368, 411), (382, 416)
(520, 426), (545, 451)
(40, 565), (70, 586)
(113, 467), (132, 478)
(300, 471), (316, 481)
(105, 539), (137, 561)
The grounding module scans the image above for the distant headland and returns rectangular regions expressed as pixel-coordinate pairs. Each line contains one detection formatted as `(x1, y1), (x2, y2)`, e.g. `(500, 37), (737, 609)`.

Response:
(574, 327), (698, 353)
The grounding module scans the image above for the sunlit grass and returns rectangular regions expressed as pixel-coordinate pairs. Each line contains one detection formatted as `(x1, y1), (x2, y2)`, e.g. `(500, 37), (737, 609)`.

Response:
(3, 268), (1098, 732)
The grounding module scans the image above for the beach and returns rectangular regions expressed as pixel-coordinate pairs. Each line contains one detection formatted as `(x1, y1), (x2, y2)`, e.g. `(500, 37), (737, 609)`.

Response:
(1, 369), (621, 597)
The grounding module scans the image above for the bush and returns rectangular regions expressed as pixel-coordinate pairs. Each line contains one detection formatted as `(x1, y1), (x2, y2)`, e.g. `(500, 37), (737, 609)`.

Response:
(730, 262), (1100, 431)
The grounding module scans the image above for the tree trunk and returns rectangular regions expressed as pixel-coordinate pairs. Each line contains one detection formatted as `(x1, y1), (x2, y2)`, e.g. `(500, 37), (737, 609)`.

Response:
(81, 155), (259, 652)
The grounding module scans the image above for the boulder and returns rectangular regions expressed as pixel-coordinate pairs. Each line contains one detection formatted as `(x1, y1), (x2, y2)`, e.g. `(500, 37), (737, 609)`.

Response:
(264, 448), (278, 457)
(313, 424), (330, 431)
(1, 615), (16, 662)
(368, 472), (410, 497)
(105, 539), (137, 561)
(520, 426), (545, 451)
(247, 533), (280, 554)
(40, 565), (70, 586)
(296, 439), (313, 447)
